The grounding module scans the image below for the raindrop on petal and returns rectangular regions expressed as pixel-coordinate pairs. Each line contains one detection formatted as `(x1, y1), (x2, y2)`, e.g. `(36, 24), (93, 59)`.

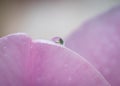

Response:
(52, 37), (64, 45)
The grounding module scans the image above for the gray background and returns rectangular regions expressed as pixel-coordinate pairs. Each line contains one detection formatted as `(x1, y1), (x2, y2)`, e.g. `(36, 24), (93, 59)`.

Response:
(0, 0), (120, 40)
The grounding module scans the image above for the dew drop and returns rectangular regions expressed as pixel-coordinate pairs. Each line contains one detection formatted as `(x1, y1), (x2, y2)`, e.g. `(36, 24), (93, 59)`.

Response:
(52, 37), (64, 45)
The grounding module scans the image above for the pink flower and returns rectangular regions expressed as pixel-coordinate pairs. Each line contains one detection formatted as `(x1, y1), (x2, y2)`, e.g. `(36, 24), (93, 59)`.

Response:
(66, 6), (120, 86)
(0, 33), (110, 86)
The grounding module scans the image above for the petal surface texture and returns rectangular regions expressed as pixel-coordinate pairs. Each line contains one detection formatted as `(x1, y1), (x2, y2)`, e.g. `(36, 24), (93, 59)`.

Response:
(66, 6), (120, 86)
(0, 33), (110, 86)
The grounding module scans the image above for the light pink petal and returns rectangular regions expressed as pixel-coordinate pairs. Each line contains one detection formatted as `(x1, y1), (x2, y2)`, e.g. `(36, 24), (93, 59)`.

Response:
(0, 33), (32, 86)
(66, 6), (120, 86)
(0, 33), (110, 86)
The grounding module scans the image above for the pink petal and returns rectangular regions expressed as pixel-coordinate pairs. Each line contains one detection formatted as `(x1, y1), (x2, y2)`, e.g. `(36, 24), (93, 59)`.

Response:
(66, 6), (120, 86)
(0, 33), (110, 86)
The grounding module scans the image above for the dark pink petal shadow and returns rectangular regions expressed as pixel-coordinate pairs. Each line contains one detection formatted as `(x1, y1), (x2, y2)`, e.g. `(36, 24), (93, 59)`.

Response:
(0, 33), (110, 86)
(66, 6), (120, 86)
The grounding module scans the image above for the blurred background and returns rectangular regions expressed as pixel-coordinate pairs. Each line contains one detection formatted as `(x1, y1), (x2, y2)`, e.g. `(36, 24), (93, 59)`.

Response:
(0, 0), (120, 40)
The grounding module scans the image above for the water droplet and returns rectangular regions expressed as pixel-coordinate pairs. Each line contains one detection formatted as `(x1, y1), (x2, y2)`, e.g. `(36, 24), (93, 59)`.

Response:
(52, 37), (64, 45)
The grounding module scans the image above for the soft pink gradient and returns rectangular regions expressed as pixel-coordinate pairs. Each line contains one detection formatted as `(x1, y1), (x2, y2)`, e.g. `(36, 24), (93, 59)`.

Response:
(0, 33), (110, 86)
(66, 6), (120, 86)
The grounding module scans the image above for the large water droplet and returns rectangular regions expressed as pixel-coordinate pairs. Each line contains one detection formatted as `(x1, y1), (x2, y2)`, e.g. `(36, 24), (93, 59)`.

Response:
(52, 37), (64, 45)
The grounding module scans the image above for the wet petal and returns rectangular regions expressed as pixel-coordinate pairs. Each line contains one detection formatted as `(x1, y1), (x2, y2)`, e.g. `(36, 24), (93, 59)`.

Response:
(0, 33), (110, 86)
(66, 6), (120, 86)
